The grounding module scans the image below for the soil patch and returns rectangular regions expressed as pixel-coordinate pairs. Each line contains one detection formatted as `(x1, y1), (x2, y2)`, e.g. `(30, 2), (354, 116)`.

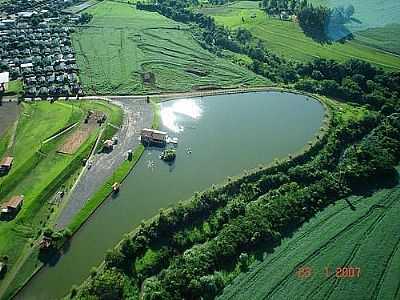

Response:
(58, 112), (101, 154)
(0, 103), (18, 136)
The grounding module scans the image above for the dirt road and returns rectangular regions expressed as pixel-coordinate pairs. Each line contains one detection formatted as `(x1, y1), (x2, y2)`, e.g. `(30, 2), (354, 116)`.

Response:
(55, 98), (152, 229)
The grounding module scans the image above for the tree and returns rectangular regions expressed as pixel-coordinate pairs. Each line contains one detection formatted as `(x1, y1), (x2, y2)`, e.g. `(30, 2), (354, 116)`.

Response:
(90, 269), (125, 300)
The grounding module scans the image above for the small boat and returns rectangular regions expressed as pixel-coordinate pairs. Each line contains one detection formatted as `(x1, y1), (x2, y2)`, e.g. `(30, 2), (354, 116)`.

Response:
(112, 182), (120, 193)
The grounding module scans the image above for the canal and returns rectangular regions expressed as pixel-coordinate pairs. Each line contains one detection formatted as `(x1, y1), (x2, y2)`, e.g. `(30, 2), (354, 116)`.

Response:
(16, 91), (325, 299)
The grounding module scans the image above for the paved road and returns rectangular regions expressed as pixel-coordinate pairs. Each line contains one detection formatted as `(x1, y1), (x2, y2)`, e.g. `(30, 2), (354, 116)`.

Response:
(55, 98), (152, 229)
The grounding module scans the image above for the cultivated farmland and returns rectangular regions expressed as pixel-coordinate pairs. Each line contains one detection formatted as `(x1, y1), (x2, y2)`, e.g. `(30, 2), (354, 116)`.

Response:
(202, 1), (400, 71)
(219, 184), (400, 300)
(71, 1), (267, 95)
(310, 0), (400, 32)
(354, 24), (400, 55)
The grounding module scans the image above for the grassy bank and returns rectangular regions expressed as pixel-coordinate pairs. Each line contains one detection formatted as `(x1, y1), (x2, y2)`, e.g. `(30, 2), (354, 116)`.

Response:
(67, 145), (145, 233)
(0, 100), (122, 300)
(67, 100), (158, 232)
(201, 1), (400, 71)
(72, 1), (267, 95)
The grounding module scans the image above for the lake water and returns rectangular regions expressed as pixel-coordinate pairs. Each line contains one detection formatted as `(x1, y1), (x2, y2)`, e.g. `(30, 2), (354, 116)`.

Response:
(16, 92), (325, 299)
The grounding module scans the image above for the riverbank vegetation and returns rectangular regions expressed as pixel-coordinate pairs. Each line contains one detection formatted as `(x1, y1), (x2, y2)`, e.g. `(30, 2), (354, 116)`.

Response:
(0, 100), (123, 300)
(71, 93), (400, 299)
(67, 98), (157, 233)
(63, 0), (400, 298)
(67, 145), (145, 234)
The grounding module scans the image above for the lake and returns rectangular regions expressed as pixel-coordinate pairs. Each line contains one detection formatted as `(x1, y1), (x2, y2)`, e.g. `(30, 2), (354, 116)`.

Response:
(16, 91), (325, 299)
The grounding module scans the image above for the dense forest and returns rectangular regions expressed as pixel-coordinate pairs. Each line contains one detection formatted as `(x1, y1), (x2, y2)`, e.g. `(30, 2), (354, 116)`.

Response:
(67, 0), (400, 299)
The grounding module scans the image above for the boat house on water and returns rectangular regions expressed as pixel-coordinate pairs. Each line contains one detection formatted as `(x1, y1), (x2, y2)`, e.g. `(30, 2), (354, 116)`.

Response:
(140, 128), (167, 146)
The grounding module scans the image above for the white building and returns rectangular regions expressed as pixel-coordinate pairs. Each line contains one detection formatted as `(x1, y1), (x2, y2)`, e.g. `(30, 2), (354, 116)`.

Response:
(0, 72), (9, 91)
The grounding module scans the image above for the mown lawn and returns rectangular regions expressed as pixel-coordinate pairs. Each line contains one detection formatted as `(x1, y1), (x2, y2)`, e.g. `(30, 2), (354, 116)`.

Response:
(0, 100), (123, 299)
(219, 184), (400, 300)
(201, 2), (400, 71)
(0, 102), (85, 271)
(72, 1), (267, 95)
(4, 80), (23, 96)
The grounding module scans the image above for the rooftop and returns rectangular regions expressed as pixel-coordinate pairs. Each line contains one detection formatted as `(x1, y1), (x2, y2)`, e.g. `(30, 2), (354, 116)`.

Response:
(1, 195), (24, 210)
(0, 156), (14, 167)
(0, 72), (9, 84)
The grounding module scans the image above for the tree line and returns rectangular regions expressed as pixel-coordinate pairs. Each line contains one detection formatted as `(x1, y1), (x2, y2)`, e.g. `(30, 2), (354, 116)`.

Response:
(68, 0), (400, 298)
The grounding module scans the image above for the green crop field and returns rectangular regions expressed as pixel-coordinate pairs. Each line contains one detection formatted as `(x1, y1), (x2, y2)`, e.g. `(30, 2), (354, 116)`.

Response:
(219, 184), (400, 300)
(201, 2), (400, 71)
(356, 24), (400, 55)
(310, 0), (400, 32)
(71, 0), (267, 95)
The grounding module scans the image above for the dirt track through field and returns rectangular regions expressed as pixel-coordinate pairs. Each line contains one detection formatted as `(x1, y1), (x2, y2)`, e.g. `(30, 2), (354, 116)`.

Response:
(55, 98), (152, 229)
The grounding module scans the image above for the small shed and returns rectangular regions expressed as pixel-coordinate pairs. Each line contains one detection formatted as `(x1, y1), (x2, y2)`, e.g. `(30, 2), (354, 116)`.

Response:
(0, 156), (14, 173)
(0, 72), (9, 92)
(1, 195), (24, 215)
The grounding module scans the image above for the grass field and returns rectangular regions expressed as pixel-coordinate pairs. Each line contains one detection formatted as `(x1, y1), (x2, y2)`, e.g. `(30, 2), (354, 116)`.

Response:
(0, 100), (122, 299)
(4, 80), (23, 96)
(219, 182), (400, 300)
(71, 1), (267, 95)
(0, 102), (85, 271)
(356, 24), (400, 55)
(310, 0), (400, 32)
(201, 2), (400, 71)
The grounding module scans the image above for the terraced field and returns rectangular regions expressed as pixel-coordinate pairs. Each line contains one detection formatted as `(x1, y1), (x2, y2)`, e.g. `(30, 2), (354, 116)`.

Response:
(72, 1), (267, 95)
(219, 184), (400, 300)
(310, 0), (400, 32)
(202, 1), (400, 71)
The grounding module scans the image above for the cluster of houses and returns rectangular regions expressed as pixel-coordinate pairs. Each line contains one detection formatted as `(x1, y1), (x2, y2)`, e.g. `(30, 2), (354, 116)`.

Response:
(0, 0), (86, 98)
(0, 0), (81, 17)
(0, 22), (81, 98)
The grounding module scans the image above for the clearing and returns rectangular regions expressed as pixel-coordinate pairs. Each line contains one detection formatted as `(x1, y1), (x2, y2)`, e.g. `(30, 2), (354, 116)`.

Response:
(219, 183), (400, 300)
(71, 0), (267, 95)
(201, 1), (400, 71)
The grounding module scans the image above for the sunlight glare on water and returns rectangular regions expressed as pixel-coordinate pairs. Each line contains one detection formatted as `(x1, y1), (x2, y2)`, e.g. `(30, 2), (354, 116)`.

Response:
(160, 98), (202, 132)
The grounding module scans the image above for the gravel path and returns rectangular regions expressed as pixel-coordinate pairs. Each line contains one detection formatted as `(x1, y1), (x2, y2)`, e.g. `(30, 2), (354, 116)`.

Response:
(55, 98), (152, 229)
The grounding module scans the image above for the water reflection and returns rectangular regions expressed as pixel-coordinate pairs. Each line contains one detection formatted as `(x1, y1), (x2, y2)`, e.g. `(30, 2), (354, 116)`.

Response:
(160, 98), (202, 132)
